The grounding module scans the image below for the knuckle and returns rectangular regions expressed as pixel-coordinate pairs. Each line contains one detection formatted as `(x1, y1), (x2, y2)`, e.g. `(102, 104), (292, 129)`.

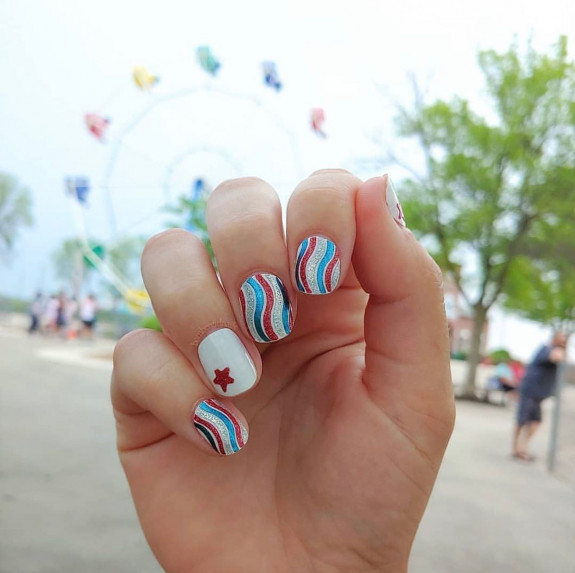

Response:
(426, 256), (444, 288)
(212, 176), (270, 197)
(292, 171), (361, 201)
(309, 168), (353, 177)
(113, 328), (156, 372)
(142, 228), (199, 259)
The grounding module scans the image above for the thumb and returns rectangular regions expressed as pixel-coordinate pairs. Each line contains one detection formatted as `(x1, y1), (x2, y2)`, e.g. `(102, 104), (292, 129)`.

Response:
(353, 176), (453, 433)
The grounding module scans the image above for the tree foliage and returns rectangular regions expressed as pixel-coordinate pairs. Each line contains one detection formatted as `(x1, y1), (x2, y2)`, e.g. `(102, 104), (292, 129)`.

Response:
(53, 236), (146, 296)
(107, 235), (147, 287)
(0, 173), (33, 255)
(52, 238), (97, 292)
(165, 190), (215, 265)
(395, 36), (575, 391)
(503, 221), (575, 332)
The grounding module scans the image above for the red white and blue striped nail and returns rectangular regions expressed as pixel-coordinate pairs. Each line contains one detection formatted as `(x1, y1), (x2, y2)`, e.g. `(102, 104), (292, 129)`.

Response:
(193, 399), (248, 455)
(239, 273), (293, 343)
(295, 236), (341, 295)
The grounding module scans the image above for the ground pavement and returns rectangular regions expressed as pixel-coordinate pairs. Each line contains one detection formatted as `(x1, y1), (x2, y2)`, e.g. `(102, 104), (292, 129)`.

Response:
(1, 329), (574, 573)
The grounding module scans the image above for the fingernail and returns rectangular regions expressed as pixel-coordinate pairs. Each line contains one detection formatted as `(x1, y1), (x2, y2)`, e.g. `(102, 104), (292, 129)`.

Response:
(239, 273), (293, 343)
(193, 398), (248, 455)
(295, 235), (341, 295)
(385, 177), (406, 227)
(198, 328), (257, 396)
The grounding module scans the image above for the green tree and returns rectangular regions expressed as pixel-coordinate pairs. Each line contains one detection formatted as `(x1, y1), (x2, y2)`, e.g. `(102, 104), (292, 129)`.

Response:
(107, 235), (147, 287)
(395, 36), (575, 394)
(54, 236), (147, 298)
(503, 222), (575, 333)
(165, 187), (215, 265)
(52, 238), (96, 296)
(0, 173), (33, 255)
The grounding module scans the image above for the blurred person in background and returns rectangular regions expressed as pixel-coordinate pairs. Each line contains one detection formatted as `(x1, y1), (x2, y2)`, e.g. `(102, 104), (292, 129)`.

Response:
(42, 294), (59, 334)
(27, 291), (44, 334)
(80, 294), (98, 339)
(512, 332), (568, 461)
(65, 295), (79, 339)
(55, 292), (68, 336)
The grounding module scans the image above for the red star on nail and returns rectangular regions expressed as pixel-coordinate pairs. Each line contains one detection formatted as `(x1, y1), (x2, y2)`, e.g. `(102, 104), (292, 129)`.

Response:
(396, 202), (405, 223)
(213, 367), (235, 392)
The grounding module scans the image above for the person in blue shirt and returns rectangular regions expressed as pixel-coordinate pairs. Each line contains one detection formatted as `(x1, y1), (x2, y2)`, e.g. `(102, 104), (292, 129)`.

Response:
(512, 332), (567, 461)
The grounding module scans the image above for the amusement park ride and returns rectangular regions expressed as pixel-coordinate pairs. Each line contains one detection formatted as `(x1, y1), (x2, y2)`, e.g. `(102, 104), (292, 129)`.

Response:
(67, 46), (329, 313)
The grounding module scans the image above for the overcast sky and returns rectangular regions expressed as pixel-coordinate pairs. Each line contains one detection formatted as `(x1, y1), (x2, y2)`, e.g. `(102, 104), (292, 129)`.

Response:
(1, 0), (573, 358)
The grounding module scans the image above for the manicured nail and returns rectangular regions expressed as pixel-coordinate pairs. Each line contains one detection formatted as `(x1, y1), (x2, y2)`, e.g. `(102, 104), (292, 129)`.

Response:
(295, 236), (341, 295)
(193, 398), (248, 455)
(198, 328), (257, 396)
(239, 273), (293, 343)
(385, 177), (406, 227)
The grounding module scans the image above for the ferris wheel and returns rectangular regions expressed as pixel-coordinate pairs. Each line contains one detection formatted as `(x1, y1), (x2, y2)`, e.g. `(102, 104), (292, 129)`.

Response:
(68, 48), (328, 311)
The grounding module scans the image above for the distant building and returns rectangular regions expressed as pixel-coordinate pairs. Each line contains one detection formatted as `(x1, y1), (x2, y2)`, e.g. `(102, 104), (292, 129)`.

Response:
(443, 277), (489, 356)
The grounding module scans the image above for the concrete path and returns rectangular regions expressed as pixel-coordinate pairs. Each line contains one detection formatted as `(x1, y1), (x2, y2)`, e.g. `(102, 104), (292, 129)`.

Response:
(1, 330), (574, 572)
(0, 331), (161, 573)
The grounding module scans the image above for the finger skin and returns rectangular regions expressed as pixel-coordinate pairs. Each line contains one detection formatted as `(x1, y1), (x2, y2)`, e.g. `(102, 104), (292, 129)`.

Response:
(287, 169), (361, 295)
(206, 177), (295, 344)
(141, 228), (261, 397)
(112, 328), (249, 456)
(353, 176), (455, 452)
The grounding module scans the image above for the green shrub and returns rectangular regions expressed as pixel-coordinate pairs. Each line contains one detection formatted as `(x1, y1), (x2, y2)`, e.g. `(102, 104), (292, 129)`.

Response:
(139, 314), (162, 332)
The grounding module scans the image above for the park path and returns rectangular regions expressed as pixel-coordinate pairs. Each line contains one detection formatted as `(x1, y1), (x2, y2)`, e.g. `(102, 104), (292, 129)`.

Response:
(1, 329), (574, 573)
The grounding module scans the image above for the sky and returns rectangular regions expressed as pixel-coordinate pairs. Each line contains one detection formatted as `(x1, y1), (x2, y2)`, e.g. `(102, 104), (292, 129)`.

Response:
(1, 0), (574, 360)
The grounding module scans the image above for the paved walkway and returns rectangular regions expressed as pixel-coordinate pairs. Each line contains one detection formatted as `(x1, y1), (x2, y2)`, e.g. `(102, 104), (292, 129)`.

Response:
(1, 330), (574, 572)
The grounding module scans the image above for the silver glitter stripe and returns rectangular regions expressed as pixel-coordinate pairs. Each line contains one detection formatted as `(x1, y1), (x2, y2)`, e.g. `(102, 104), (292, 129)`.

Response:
(330, 259), (341, 291)
(196, 409), (238, 455)
(241, 281), (263, 342)
(267, 274), (289, 339)
(305, 237), (329, 293)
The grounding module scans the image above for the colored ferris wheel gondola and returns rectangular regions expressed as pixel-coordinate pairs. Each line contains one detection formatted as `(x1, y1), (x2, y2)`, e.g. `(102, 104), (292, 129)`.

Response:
(65, 176), (91, 206)
(262, 61), (282, 91)
(132, 65), (160, 91)
(196, 46), (221, 76)
(84, 113), (110, 141)
(310, 108), (326, 138)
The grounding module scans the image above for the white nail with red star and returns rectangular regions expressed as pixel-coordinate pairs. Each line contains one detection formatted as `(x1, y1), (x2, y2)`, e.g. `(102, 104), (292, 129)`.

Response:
(198, 328), (258, 397)
(385, 176), (406, 227)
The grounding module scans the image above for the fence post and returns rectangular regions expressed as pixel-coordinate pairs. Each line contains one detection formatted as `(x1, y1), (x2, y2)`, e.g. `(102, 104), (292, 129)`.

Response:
(547, 363), (566, 473)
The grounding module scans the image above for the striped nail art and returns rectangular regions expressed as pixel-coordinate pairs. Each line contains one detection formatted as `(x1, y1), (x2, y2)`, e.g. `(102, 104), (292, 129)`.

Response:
(239, 273), (293, 343)
(193, 399), (248, 455)
(295, 236), (341, 295)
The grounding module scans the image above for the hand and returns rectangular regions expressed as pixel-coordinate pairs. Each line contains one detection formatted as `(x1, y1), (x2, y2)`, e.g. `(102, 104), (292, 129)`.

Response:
(550, 347), (566, 363)
(111, 171), (455, 573)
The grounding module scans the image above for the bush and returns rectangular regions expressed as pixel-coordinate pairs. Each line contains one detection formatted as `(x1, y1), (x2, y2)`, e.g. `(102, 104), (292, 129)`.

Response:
(489, 349), (512, 364)
(139, 314), (162, 332)
(450, 350), (468, 361)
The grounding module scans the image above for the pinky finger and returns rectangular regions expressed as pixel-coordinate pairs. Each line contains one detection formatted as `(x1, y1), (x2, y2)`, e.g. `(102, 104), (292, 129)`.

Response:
(111, 329), (249, 456)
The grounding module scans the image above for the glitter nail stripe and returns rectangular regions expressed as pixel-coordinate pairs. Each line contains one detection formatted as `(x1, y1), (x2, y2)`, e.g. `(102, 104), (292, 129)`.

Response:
(296, 236), (341, 294)
(239, 273), (293, 343)
(193, 399), (248, 455)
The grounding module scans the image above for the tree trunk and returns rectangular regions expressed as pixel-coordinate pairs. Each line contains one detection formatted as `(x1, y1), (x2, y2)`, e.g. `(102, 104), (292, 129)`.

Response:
(463, 304), (488, 396)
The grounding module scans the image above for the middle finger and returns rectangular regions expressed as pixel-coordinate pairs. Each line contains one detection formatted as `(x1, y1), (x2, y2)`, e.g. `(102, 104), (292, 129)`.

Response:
(206, 177), (295, 344)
